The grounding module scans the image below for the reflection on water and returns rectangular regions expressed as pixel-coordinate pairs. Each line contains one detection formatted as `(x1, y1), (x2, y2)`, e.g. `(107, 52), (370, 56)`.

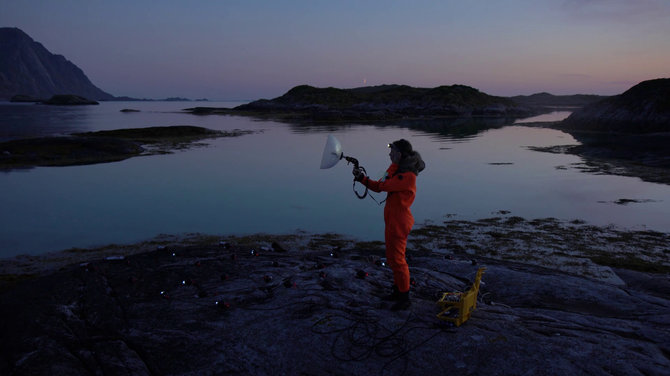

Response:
(0, 100), (250, 141)
(514, 111), (572, 123)
(288, 112), (571, 142)
(287, 117), (516, 141)
(0, 102), (94, 141)
(394, 117), (514, 141)
(1, 102), (669, 258)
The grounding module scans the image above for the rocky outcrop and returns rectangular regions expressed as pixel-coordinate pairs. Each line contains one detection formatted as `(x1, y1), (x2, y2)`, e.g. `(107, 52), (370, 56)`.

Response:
(0, 217), (668, 375)
(528, 79), (670, 180)
(42, 94), (99, 105)
(9, 94), (42, 102)
(561, 78), (670, 133)
(229, 84), (535, 121)
(0, 27), (114, 101)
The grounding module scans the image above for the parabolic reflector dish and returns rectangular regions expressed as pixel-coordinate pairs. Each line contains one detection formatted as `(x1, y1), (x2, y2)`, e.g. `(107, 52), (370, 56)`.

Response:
(320, 135), (343, 169)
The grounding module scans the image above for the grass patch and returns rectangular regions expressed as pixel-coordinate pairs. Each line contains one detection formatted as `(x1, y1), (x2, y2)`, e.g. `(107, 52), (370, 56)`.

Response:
(353, 240), (385, 252)
(307, 233), (349, 249)
(410, 225), (445, 237)
(229, 234), (300, 248)
(477, 217), (502, 224)
(504, 216), (525, 226)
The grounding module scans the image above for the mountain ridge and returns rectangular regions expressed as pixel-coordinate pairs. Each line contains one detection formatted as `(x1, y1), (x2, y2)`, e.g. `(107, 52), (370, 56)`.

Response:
(0, 27), (113, 100)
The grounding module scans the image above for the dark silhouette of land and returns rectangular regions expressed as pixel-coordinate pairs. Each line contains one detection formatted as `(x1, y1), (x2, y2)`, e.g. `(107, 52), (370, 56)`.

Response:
(0, 126), (252, 169)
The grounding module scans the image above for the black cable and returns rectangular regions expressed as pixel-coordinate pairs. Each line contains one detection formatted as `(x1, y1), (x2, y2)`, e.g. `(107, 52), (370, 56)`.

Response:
(353, 165), (385, 205)
(352, 165), (369, 199)
(97, 244), (458, 376)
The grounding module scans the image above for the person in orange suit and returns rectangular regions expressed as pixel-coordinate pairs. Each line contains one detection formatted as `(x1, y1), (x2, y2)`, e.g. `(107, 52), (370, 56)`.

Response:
(354, 139), (425, 311)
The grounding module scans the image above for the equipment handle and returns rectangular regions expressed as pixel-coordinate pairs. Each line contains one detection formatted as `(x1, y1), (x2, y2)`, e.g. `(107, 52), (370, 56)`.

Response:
(344, 156), (359, 169)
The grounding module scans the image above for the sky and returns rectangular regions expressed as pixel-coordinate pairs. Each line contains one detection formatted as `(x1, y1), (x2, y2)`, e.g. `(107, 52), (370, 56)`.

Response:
(2, 0), (669, 100)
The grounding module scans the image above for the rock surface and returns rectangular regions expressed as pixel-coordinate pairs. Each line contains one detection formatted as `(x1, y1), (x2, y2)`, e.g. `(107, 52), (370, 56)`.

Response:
(1, 218), (668, 375)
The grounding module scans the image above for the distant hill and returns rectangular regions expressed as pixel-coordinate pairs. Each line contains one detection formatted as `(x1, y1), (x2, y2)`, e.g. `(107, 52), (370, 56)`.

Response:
(232, 84), (535, 119)
(561, 78), (670, 133)
(0, 27), (114, 101)
(511, 92), (608, 108)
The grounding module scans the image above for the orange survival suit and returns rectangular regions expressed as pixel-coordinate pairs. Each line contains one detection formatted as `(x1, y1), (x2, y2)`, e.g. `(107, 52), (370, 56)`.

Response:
(359, 163), (416, 293)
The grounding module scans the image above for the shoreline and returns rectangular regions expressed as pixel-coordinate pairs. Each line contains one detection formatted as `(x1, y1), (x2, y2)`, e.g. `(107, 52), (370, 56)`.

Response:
(3, 215), (668, 288)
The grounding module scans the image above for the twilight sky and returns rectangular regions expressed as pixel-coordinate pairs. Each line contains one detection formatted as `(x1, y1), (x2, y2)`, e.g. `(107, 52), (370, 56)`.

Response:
(2, 0), (669, 100)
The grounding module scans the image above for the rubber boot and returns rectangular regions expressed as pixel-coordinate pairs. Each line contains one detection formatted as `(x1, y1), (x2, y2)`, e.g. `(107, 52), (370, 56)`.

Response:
(382, 285), (400, 301)
(390, 291), (411, 311)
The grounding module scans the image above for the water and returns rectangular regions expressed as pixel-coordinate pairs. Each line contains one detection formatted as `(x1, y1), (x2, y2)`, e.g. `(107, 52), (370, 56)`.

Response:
(1, 103), (669, 258)
(0, 100), (255, 141)
(513, 110), (573, 123)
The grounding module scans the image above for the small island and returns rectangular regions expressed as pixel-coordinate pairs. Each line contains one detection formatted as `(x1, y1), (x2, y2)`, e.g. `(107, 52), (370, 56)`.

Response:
(0, 125), (253, 170)
(42, 94), (100, 105)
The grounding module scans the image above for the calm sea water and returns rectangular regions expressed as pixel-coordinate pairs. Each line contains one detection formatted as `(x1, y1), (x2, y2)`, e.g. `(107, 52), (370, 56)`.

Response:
(1, 102), (669, 258)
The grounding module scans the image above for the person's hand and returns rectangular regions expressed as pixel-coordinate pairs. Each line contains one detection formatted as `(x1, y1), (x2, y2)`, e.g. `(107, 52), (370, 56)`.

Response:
(352, 168), (365, 182)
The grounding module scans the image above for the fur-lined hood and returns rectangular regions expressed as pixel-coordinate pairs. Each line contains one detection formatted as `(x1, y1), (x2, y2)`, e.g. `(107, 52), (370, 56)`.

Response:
(397, 151), (425, 175)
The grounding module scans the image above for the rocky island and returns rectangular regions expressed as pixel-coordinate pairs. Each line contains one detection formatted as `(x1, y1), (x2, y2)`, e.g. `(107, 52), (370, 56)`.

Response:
(560, 78), (670, 133)
(0, 126), (252, 170)
(41, 94), (99, 105)
(186, 84), (539, 121)
(527, 78), (670, 184)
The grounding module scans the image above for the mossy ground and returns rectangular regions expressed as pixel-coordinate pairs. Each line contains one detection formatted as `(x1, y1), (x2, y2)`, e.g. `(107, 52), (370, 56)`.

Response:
(409, 216), (670, 282)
